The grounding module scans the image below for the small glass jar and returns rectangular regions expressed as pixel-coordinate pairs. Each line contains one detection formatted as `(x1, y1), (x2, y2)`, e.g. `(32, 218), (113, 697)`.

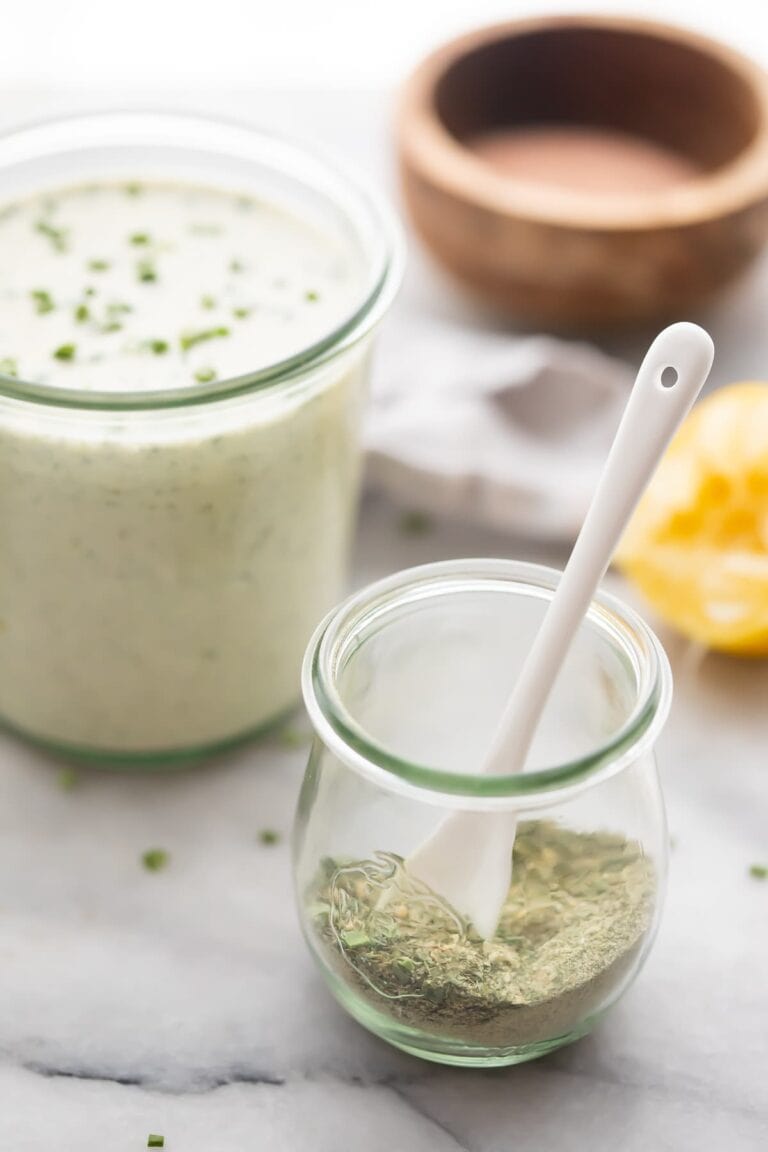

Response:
(294, 560), (672, 1066)
(0, 112), (401, 763)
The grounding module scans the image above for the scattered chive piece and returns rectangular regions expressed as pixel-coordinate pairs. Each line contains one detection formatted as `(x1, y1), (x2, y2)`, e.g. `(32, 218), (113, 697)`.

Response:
(0, 357), (18, 377)
(84, 286), (96, 297)
(194, 367), (216, 383)
(53, 344), (76, 362)
(74, 303), (90, 323)
(200, 295), (216, 310)
(88, 259), (110, 272)
(190, 223), (222, 236)
(398, 510), (433, 536)
(137, 259), (158, 283)
(258, 829), (281, 846)
(31, 289), (55, 315)
(141, 848), (169, 872)
(179, 326), (230, 352)
(35, 219), (68, 252)
(57, 767), (79, 792)
(125, 182), (143, 196)
(130, 232), (151, 246)
(232, 307), (251, 320)
(277, 725), (310, 750)
(229, 258), (245, 273)
(147, 1136), (164, 1148)
(749, 863), (767, 880)
(305, 290), (320, 303)
(100, 321), (123, 334)
(106, 302), (133, 318)
(147, 339), (169, 355)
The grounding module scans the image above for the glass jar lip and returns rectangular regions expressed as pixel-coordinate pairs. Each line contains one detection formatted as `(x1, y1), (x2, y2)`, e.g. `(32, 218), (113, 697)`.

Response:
(302, 559), (673, 808)
(0, 109), (404, 413)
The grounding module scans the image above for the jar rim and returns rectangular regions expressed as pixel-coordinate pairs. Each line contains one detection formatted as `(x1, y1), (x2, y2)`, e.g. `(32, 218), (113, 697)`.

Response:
(302, 559), (673, 808)
(0, 109), (404, 412)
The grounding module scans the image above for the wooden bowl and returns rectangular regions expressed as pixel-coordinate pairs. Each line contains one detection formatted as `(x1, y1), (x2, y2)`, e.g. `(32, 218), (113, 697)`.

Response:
(397, 16), (768, 329)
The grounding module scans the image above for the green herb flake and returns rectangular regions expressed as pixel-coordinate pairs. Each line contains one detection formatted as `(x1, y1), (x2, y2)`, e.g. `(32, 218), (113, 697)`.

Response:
(232, 306), (252, 320)
(53, 344), (76, 362)
(84, 286), (96, 297)
(88, 259), (111, 273)
(276, 724), (310, 750)
(0, 357), (18, 377)
(34, 219), (68, 252)
(100, 321), (123, 334)
(31, 289), (55, 315)
(74, 303), (90, 323)
(200, 295), (217, 310)
(229, 258), (245, 273)
(56, 767), (79, 791)
(141, 848), (169, 873)
(340, 929), (370, 948)
(129, 232), (151, 246)
(190, 223), (222, 236)
(194, 367), (216, 384)
(124, 183), (143, 197)
(147, 339), (169, 355)
(147, 1136), (165, 1148)
(179, 326), (230, 352)
(398, 510), (433, 536)
(137, 259), (158, 284)
(305, 290), (320, 303)
(749, 863), (768, 880)
(258, 828), (281, 847)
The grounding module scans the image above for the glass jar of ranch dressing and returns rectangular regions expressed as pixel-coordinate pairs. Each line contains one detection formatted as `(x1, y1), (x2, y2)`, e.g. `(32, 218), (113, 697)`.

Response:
(0, 112), (402, 762)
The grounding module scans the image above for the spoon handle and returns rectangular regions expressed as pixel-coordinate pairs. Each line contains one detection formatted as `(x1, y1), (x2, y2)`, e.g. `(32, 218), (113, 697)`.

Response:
(483, 321), (714, 777)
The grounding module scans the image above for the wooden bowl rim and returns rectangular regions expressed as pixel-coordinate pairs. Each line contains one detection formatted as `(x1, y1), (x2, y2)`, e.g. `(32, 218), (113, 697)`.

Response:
(398, 14), (768, 231)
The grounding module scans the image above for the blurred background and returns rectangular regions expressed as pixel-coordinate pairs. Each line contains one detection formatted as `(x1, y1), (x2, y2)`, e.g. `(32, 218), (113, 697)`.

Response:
(3, 0), (767, 91)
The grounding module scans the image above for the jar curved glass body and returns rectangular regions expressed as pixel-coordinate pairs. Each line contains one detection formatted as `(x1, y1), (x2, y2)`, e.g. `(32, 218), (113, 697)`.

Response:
(294, 560), (672, 1067)
(0, 112), (402, 763)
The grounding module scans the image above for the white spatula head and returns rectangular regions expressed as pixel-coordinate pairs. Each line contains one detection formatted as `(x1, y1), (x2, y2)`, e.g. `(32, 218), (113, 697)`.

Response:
(403, 322), (714, 937)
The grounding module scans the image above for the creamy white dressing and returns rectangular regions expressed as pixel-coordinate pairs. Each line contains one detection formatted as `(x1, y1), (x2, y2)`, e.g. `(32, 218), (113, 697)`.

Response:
(0, 181), (361, 391)
(0, 179), (372, 756)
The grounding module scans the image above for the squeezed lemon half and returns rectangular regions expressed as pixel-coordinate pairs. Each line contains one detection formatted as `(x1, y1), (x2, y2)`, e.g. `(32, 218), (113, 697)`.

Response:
(617, 382), (768, 655)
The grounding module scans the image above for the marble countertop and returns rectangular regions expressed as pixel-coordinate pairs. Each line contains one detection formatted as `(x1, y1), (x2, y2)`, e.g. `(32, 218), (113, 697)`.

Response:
(0, 89), (766, 1151)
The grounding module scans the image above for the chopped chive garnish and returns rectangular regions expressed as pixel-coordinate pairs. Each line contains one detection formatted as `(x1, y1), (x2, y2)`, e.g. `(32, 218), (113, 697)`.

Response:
(31, 289), (55, 315)
(141, 848), (169, 872)
(305, 290), (320, 303)
(84, 286), (96, 297)
(57, 767), (79, 791)
(124, 182), (143, 196)
(258, 829), (281, 846)
(229, 258), (245, 273)
(100, 321), (123, 334)
(107, 301), (133, 318)
(88, 259), (111, 272)
(137, 259), (158, 283)
(398, 510), (433, 536)
(200, 295), (216, 310)
(194, 367), (216, 383)
(190, 223), (222, 236)
(0, 357), (18, 377)
(74, 303), (90, 323)
(233, 307), (252, 319)
(35, 219), (68, 252)
(147, 1136), (164, 1148)
(277, 725), (310, 749)
(130, 232), (151, 246)
(147, 339), (169, 355)
(53, 344), (76, 362)
(749, 863), (767, 880)
(179, 326), (230, 352)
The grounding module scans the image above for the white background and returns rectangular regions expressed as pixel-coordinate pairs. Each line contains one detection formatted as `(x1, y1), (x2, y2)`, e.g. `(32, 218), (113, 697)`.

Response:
(4, 0), (768, 91)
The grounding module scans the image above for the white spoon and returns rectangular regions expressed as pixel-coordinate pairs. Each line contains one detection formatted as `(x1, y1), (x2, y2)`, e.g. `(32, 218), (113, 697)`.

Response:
(405, 322), (714, 939)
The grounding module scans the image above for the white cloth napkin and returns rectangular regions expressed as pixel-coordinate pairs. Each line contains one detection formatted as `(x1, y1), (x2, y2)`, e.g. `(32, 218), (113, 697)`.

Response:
(365, 308), (634, 541)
